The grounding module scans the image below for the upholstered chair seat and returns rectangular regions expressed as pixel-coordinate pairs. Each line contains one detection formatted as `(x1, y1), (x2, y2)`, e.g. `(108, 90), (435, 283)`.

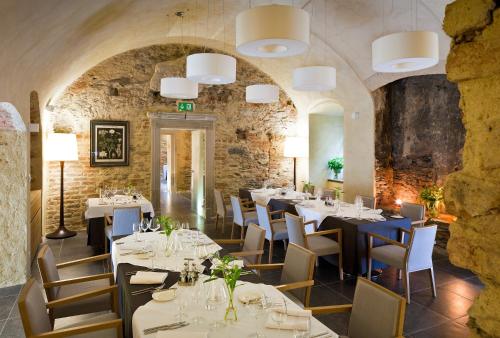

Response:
(370, 245), (406, 269)
(230, 195), (259, 240)
(54, 312), (120, 338)
(306, 236), (340, 256)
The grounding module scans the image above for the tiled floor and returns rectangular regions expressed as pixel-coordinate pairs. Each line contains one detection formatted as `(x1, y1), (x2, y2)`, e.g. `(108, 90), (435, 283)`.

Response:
(0, 192), (482, 337)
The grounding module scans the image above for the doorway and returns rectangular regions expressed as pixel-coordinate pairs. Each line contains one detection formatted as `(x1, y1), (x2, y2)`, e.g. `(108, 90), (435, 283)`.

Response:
(150, 113), (215, 218)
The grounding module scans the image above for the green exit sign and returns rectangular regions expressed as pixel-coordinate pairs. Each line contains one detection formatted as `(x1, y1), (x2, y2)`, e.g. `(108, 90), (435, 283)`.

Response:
(177, 101), (195, 112)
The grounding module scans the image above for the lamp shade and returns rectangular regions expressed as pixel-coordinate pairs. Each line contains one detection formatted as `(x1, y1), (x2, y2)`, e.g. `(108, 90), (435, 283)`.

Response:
(293, 66), (336, 92)
(372, 31), (439, 73)
(284, 136), (308, 158)
(45, 133), (78, 161)
(186, 53), (236, 85)
(160, 77), (198, 99)
(236, 5), (310, 58)
(246, 84), (279, 103)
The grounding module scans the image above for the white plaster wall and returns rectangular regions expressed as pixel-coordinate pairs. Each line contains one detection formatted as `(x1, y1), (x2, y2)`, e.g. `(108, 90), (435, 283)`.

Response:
(309, 114), (344, 188)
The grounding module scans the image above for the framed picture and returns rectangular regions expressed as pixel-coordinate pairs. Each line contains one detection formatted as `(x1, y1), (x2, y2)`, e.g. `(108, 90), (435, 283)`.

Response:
(90, 120), (129, 167)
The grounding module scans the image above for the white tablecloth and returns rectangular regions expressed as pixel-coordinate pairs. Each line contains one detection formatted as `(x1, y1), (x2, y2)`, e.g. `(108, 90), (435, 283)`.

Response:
(84, 196), (155, 219)
(250, 188), (306, 205)
(111, 231), (221, 274)
(295, 200), (386, 226)
(132, 279), (338, 338)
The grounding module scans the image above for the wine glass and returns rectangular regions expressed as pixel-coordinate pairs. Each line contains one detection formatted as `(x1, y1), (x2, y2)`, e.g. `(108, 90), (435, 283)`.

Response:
(271, 300), (287, 331)
(245, 299), (265, 338)
(140, 219), (149, 233)
(293, 315), (311, 338)
(205, 280), (227, 328)
(175, 297), (190, 321)
(149, 218), (160, 232)
(354, 195), (363, 219)
(132, 222), (141, 242)
(190, 281), (207, 325)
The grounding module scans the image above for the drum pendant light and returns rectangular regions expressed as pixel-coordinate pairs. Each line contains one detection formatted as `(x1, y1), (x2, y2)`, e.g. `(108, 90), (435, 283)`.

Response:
(160, 77), (198, 99)
(372, 31), (439, 73)
(246, 84), (279, 103)
(186, 53), (236, 84)
(293, 66), (336, 92)
(236, 4), (310, 58)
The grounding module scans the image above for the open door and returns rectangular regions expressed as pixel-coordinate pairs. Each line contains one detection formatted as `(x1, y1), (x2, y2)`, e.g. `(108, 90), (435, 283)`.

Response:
(191, 130), (206, 217)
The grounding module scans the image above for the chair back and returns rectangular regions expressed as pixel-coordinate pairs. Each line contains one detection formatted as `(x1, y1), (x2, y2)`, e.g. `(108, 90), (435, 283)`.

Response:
(285, 213), (307, 248)
(361, 196), (375, 209)
(230, 195), (244, 226)
(242, 223), (266, 264)
(349, 277), (406, 338)
(18, 278), (52, 337)
(401, 202), (425, 223)
(214, 189), (226, 217)
(37, 244), (60, 301)
(112, 206), (141, 236)
(280, 243), (315, 305)
(407, 225), (437, 271)
(255, 203), (272, 239)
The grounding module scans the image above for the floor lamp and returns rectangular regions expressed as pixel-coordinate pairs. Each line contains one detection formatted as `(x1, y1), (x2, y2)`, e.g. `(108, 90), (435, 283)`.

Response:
(284, 136), (308, 189)
(45, 133), (78, 239)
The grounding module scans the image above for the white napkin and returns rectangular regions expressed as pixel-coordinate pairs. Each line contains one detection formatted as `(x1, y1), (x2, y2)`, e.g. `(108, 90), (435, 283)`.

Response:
(271, 307), (312, 317)
(157, 332), (208, 338)
(130, 271), (168, 285)
(120, 243), (144, 251)
(265, 312), (310, 331)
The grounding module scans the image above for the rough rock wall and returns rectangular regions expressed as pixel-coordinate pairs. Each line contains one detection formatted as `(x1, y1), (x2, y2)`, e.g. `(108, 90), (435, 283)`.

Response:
(174, 130), (191, 192)
(373, 75), (464, 209)
(0, 102), (28, 287)
(46, 44), (296, 232)
(443, 1), (500, 336)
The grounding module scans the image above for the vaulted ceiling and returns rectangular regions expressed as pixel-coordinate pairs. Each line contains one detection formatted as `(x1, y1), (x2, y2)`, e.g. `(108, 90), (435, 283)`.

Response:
(0, 0), (452, 121)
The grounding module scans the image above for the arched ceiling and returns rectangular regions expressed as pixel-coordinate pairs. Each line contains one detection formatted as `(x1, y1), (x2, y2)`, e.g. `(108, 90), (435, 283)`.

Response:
(0, 0), (451, 122)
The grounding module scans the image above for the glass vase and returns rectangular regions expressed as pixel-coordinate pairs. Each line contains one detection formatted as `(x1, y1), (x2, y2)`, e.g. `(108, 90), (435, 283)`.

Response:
(224, 285), (237, 322)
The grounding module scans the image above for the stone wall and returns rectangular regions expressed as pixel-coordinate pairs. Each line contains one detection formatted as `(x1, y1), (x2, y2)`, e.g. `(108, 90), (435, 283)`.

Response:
(173, 130), (192, 192)
(373, 75), (464, 209)
(45, 44), (296, 232)
(160, 133), (169, 180)
(0, 102), (28, 287)
(443, 1), (500, 336)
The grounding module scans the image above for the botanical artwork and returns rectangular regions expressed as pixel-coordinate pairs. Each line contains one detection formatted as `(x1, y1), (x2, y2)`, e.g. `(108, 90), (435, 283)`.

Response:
(90, 120), (129, 167)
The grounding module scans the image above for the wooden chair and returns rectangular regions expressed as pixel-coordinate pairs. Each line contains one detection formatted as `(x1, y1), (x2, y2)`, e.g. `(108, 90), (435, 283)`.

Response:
(214, 223), (266, 266)
(306, 277), (406, 338)
(229, 195), (258, 240)
(37, 244), (115, 323)
(214, 189), (233, 233)
(368, 225), (438, 303)
(247, 243), (316, 307)
(401, 202), (426, 226)
(255, 203), (289, 263)
(285, 212), (344, 280)
(104, 206), (142, 252)
(361, 195), (376, 209)
(18, 278), (122, 338)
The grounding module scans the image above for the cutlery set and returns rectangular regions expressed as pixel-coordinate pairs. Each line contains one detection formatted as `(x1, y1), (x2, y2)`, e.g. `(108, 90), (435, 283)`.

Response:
(143, 321), (189, 334)
(131, 282), (166, 296)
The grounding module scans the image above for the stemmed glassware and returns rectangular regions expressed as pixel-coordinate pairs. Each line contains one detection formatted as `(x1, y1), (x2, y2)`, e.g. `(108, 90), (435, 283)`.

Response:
(149, 218), (160, 232)
(293, 316), (311, 338)
(140, 219), (149, 233)
(245, 298), (266, 338)
(205, 279), (228, 328)
(354, 195), (364, 219)
(271, 298), (288, 331)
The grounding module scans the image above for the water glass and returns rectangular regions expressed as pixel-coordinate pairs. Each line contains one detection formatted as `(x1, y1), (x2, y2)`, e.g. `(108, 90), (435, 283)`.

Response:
(132, 222), (141, 241)
(293, 316), (311, 338)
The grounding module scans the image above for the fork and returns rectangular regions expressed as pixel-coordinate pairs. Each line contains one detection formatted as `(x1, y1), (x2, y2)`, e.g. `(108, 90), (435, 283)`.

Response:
(131, 282), (165, 295)
(144, 322), (189, 335)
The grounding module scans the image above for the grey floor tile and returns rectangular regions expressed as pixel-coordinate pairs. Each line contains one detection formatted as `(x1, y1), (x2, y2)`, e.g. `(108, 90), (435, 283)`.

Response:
(0, 286), (21, 298)
(439, 278), (483, 301)
(455, 315), (469, 327)
(412, 321), (470, 338)
(0, 319), (5, 336)
(7, 300), (19, 320)
(0, 297), (16, 321)
(309, 285), (351, 307)
(411, 288), (473, 320)
(315, 312), (350, 336)
(0, 317), (25, 338)
(324, 278), (357, 301)
(403, 301), (449, 335)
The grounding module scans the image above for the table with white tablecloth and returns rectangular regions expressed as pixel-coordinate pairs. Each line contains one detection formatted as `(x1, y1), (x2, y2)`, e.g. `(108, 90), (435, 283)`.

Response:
(85, 196), (155, 252)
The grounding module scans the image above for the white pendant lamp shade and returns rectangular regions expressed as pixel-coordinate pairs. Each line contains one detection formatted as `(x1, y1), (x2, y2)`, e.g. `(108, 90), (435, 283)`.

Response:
(160, 77), (198, 99)
(246, 84), (279, 103)
(372, 31), (439, 73)
(186, 53), (236, 85)
(293, 66), (336, 92)
(236, 5), (310, 58)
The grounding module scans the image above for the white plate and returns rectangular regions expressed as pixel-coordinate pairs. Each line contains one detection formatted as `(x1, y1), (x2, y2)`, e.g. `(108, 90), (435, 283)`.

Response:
(390, 215), (404, 219)
(152, 289), (176, 302)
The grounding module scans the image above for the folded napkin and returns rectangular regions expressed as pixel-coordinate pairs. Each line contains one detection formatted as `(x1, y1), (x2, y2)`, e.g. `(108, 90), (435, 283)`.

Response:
(130, 271), (168, 285)
(265, 312), (310, 331)
(157, 332), (208, 338)
(120, 243), (144, 251)
(271, 307), (312, 317)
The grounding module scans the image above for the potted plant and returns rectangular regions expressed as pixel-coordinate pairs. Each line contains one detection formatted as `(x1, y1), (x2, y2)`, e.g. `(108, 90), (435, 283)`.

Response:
(205, 255), (250, 322)
(302, 181), (315, 194)
(419, 185), (444, 218)
(328, 157), (344, 179)
(156, 215), (174, 255)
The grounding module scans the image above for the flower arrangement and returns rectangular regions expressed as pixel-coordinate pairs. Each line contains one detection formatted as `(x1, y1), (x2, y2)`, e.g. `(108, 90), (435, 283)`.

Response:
(328, 157), (344, 179)
(156, 215), (174, 236)
(419, 185), (444, 218)
(302, 181), (315, 194)
(205, 255), (250, 321)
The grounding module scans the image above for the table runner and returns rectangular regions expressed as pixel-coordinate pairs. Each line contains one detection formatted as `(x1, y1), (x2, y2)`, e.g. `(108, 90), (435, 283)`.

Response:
(116, 263), (180, 338)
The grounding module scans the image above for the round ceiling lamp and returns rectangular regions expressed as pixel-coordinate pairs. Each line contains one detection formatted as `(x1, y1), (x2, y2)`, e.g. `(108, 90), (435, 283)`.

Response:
(293, 66), (336, 92)
(372, 31), (439, 73)
(236, 4), (310, 58)
(186, 53), (236, 85)
(160, 77), (198, 99)
(246, 84), (279, 104)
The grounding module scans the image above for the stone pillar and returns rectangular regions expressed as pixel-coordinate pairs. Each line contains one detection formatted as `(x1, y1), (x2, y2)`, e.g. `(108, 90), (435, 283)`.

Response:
(443, 1), (500, 336)
(0, 102), (29, 287)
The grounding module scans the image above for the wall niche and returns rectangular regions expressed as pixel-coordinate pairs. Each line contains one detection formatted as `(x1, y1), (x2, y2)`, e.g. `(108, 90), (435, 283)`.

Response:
(373, 74), (464, 210)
